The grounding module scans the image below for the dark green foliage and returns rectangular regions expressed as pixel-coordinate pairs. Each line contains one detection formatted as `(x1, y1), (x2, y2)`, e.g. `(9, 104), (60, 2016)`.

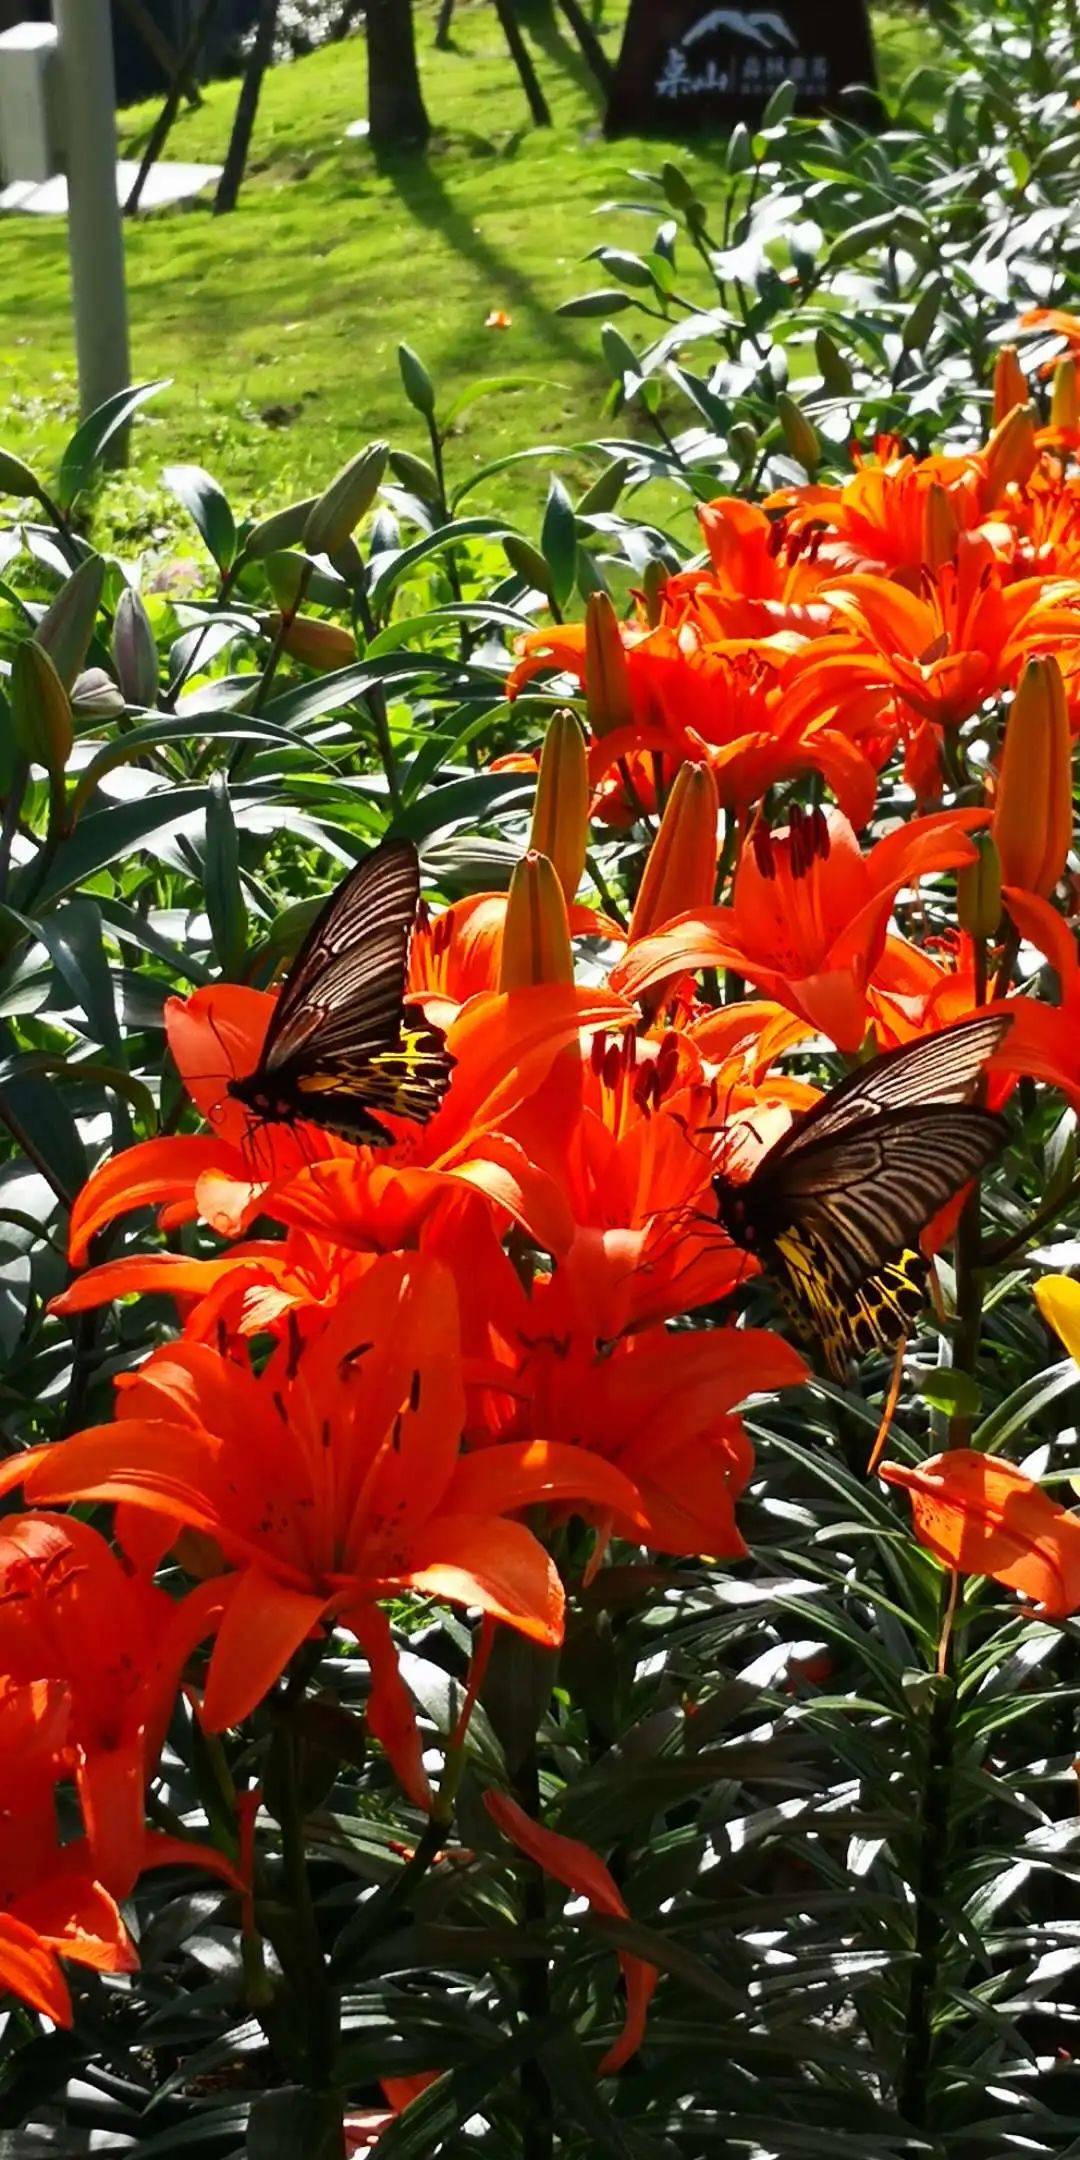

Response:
(1, 3), (1080, 2152)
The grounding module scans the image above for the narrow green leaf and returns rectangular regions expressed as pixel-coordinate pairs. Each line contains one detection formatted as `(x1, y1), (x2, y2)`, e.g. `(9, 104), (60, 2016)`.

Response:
(204, 773), (248, 979)
(164, 463), (237, 573)
(56, 378), (169, 511)
(541, 476), (578, 610)
(0, 446), (43, 500)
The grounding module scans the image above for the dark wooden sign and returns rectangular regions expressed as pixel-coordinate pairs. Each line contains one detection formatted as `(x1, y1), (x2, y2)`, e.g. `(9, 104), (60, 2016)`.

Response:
(605, 1), (877, 136)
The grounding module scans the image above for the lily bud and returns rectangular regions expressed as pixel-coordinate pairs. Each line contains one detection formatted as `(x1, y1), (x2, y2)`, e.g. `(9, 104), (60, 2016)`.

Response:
(993, 656), (1072, 898)
(956, 832), (1002, 939)
(529, 707), (589, 905)
(584, 591), (633, 739)
(921, 481), (959, 571)
(776, 391), (821, 477)
(266, 613), (356, 669)
(992, 345), (1029, 429)
(983, 401), (1038, 504)
(628, 761), (719, 942)
(1051, 355), (1080, 433)
(112, 587), (159, 709)
(499, 851), (574, 990)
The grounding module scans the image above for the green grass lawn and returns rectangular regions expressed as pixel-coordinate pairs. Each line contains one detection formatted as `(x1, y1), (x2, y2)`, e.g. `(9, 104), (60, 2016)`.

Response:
(0, 0), (939, 548)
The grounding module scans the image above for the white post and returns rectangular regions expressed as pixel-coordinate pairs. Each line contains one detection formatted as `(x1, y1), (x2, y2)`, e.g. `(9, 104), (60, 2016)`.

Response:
(52, 0), (131, 450)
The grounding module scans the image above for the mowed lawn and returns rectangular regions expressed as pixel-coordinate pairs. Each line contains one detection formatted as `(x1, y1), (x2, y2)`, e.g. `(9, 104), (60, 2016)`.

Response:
(0, 1), (936, 543)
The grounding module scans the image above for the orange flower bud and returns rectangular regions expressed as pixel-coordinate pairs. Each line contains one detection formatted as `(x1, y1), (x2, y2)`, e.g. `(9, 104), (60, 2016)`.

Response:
(528, 707), (589, 905)
(921, 480), (959, 571)
(266, 613), (356, 669)
(628, 761), (719, 942)
(991, 344), (1029, 429)
(499, 851), (574, 990)
(1051, 354), (1080, 433)
(983, 401), (1038, 504)
(956, 832), (1002, 939)
(993, 656), (1072, 898)
(584, 591), (633, 739)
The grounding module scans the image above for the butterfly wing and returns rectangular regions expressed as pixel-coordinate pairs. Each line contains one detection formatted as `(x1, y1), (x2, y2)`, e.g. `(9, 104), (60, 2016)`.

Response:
(235, 839), (453, 1140)
(772, 1013), (1011, 1160)
(261, 840), (421, 1070)
(757, 1105), (1008, 1295)
(718, 1018), (1011, 1374)
(771, 1225), (928, 1380)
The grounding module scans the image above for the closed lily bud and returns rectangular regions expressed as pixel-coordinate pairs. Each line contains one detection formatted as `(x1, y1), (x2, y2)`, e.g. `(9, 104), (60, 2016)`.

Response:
(584, 591), (633, 739)
(922, 481), (959, 571)
(1051, 355), (1079, 433)
(956, 832), (1002, 939)
(112, 586), (159, 708)
(499, 851), (574, 990)
(529, 707), (589, 905)
(992, 345), (1029, 429)
(983, 401), (1038, 504)
(628, 761), (719, 942)
(267, 613), (356, 669)
(303, 439), (388, 558)
(776, 391), (821, 477)
(993, 655), (1072, 898)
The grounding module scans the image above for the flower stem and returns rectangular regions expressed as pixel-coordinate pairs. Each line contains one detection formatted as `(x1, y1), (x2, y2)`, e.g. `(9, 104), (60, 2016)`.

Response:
(515, 1746), (554, 2160)
(267, 1726), (340, 2098)
(898, 1647), (956, 2131)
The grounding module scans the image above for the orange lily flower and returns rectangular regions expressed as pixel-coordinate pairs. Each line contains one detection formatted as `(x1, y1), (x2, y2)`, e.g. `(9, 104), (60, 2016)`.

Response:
(880, 1450), (1080, 1617)
(809, 540), (1080, 733)
(684, 496), (833, 637)
(64, 976), (637, 1289)
(508, 617), (879, 826)
(612, 804), (987, 1050)
(1005, 465), (1080, 578)
(991, 887), (1080, 1111)
(767, 436), (1024, 581)
(426, 1199), (807, 1560)
(484, 1789), (657, 2074)
(0, 1513), (226, 1897)
(25, 1255), (645, 1808)
(0, 1679), (137, 2025)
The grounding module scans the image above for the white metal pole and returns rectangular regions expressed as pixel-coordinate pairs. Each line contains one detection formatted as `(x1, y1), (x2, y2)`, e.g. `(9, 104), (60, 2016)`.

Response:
(52, 0), (131, 448)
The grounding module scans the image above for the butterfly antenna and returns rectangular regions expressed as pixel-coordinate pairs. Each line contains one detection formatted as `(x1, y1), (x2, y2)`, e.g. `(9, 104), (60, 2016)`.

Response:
(866, 1339), (906, 1477)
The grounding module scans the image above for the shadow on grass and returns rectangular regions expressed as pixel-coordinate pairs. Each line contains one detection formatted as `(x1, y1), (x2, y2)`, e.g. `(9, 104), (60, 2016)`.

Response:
(374, 140), (602, 376)
(512, 0), (611, 109)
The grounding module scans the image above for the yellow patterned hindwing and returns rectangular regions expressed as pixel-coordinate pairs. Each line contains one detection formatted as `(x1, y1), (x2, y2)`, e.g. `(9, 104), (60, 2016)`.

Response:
(773, 1227), (928, 1380)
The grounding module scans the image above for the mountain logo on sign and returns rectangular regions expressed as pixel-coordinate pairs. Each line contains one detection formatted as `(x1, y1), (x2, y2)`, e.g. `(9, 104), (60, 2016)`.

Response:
(680, 9), (798, 52)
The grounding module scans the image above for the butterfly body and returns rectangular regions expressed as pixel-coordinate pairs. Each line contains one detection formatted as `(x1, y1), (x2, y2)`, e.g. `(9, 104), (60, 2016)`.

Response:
(227, 839), (454, 1146)
(713, 1015), (1011, 1377)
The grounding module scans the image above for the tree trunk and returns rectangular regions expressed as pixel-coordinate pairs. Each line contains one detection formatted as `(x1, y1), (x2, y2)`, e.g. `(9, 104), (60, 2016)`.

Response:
(366, 0), (431, 151)
(492, 0), (550, 125)
(215, 0), (279, 213)
(555, 0), (612, 89)
(125, 0), (221, 215)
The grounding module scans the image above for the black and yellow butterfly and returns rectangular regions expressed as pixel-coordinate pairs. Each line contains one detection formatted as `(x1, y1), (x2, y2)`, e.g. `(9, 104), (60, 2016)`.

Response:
(228, 837), (454, 1145)
(712, 1013), (1012, 1379)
